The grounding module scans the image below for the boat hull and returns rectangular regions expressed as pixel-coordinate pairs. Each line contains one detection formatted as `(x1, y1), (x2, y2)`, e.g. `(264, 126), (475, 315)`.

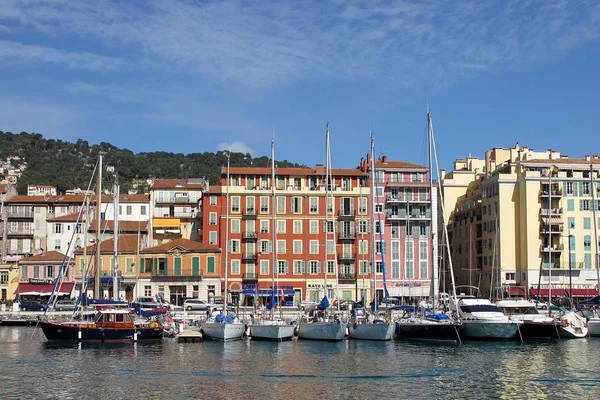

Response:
(460, 320), (519, 340)
(588, 318), (600, 337)
(396, 320), (460, 342)
(297, 322), (346, 341)
(518, 321), (559, 340)
(250, 324), (295, 341)
(348, 322), (394, 341)
(201, 322), (246, 341)
(39, 321), (163, 342)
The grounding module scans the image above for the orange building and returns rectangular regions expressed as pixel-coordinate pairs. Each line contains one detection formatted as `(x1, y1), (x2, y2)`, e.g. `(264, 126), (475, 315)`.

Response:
(203, 164), (373, 306)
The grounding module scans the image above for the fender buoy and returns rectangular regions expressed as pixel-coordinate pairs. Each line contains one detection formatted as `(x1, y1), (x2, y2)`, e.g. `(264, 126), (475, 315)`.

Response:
(150, 321), (159, 328)
(562, 319), (569, 328)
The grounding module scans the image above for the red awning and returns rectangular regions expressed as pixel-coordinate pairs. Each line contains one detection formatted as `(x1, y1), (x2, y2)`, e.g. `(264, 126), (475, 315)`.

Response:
(505, 287), (526, 296)
(15, 283), (75, 296)
(530, 288), (598, 297)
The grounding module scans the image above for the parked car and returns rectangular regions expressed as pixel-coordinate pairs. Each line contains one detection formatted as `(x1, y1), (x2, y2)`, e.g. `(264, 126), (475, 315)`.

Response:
(54, 300), (77, 311)
(183, 299), (209, 311)
(20, 300), (44, 311)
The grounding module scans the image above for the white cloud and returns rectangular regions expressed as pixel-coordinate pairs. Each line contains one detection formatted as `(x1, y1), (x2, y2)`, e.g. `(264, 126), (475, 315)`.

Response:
(0, 40), (125, 71)
(0, 0), (598, 88)
(217, 141), (257, 157)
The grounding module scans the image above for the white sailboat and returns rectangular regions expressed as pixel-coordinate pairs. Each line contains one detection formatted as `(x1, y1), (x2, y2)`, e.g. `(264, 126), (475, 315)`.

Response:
(395, 112), (461, 343)
(249, 136), (295, 341)
(348, 132), (394, 341)
(201, 150), (245, 341)
(297, 123), (346, 341)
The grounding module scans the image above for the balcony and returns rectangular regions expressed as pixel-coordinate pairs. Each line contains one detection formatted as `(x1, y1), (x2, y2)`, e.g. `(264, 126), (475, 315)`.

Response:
(338, 209), (356, 219)
(386, 194), (404, 203)
(338, 232), (356, 240)
(386, 212), (407, 220)
(242, 208), (257, 219)
(539, 189), (562, 197)
(242, 231), (258, 240)
(242, 252), (258, 260)
(152, 269), (168, 276)
(338, 273), (356, 284)
(540, 208), (563, 216)
(243, 272), (258, 281)
(338, 252), (356, 261)
(7, 210), (34, 218)
(7, 228), (34, 236)
(540, 225), (563, 234)
(540, 244), (564, 252)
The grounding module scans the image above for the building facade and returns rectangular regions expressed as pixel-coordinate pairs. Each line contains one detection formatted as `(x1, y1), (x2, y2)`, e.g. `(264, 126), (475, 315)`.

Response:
(15, 251), (75, 300)
(441, 144), (600, 301)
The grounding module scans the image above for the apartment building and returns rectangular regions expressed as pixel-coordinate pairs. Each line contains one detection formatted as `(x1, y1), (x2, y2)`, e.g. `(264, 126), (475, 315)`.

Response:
(15, 251), (75, 299)
(441, 143), (600, 301)
(359, 154), (438, 301)
(204, 164), (372, 306)
(149, 178), (208, 246)
(27, 184), (57, 197)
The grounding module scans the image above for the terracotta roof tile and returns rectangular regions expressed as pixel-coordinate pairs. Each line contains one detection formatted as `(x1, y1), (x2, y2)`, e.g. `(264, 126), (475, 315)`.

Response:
(101, 194), (150, 203)
(227, 167), (366, 177)
(152, 178), (207, 190)
(88, 220), (148, 232)
(7, 194), (89, 204)
(47, 212), (83, 222)
(142, 238), (220, 253)
(74, 234), (140, 254)
(20, 250), (71, 263)
(208, 185), (222, 194)
(375, 160), (428, 169)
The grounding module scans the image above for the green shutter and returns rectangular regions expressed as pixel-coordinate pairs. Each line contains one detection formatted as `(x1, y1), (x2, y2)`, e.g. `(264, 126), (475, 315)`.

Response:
(574, 181), (579, 196)
(567, 199), (574, 211)
(207, 257), (215, 273)
(192, 257), (199, 276)
(140, 258), (145, 273)
(164, 258), (168, 276)
(174, 257), (182, 276)
(580, 200), (584, 211)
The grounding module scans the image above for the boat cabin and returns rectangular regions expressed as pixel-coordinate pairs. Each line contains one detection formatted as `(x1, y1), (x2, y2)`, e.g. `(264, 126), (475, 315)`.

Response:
(94, 310), (135, 329)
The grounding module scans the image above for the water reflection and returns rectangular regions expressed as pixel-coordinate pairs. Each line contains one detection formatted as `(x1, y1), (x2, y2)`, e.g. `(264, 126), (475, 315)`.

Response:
(1, 329), (600, 399)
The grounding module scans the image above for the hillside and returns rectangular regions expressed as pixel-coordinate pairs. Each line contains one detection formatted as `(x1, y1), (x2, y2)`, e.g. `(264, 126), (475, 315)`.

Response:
(0, 131), (302, 194)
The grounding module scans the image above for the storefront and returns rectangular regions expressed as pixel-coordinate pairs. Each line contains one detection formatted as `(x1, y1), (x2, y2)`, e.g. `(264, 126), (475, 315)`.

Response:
(15, 279), (74, 300)
(242, 284), (298, 307)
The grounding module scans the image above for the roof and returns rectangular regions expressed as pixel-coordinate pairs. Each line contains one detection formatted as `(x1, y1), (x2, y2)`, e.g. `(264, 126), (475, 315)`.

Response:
(47, 212), (83, 222)
(227, 167), (367, 177)
(20, 250), (71, 263)
(521, 158), (600, 166)
(101, 194), (150, 203)
(152, 178), (207, 190)
(142, 238), (220, 254)
(375, 160), (428, 170)
(208, 185), (222, 194)
(88, 220), (148, 232)
(74, 234), (140, 254)
(6, 194), (89, 204)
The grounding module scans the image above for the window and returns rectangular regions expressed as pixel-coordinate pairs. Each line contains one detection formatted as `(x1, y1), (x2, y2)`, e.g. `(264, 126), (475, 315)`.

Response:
(392, 261), (400, 279)
(260, 260), (269, 275)
(376, 261), (383, 274)
(293, 240), (302, 254)
(412, 172), (423, 182)
(568, 217), (575, 229)
(293, 260), (304, 275)
(210, 196), (217, 205)
(375, 221), (382, 234)
(376, 241), (386, 254)
(392, 241), (400, 259)
(583, 182), (590, 195)
(325, 221), (334, 233)
(294, 220), (302, 234)
(126, 205), (132, 215)
(310, 240), (319, 254)
(54, 239), (61, 251)
(33, 265), (39, 278)
(75, 223), (82, 233)
(291, 197), (301, 213)
(231, 219), (240, 233)
(174, 257), (182, 276)
(376, 171), (384, 183)
(584, 235), (592, 251)
(231, 260), (240, 275)
(54, 223), (63, 234)
(391, 223), (400, 239)
(309, 261), (320, 274)
(310, 220), (319, 234)
(260, 197), (269, 213)
(277, 220), (286, 233)
(565, 182), (573, 196)
(209, 212), (217, 225)
(277, 240), (286, 254)
(375, 204), (383, 213)
(260, 240), (272, 253)
(45, 265), (54, 278)
(207, 257), (215, 273)
(192, 257), (200, 276)
(375, 187), (383, 197)
(419, 241), (428, 279)
(326, 240), (335, 254)
(326, 197), (333, 213)
(246, 196), (255, 213)
(277, 197), (286, 214)
(209, 231), (217, 244)
(582, 200), (590, 211)
(584, 217), (591, 229)
(359, 240), (368, 254)
(119, 205), (122, 215)
(359, 260), (370, 275)
(585, 253), (592, 269)
(231, 196), (240, 213)
(278, 261), (288, 274)
(310, 197), (318, 213)
(229, 240), (240, 253)
(405, 241), (414, 279)
(144, 286), (152, 296)
(567, 199), (575, 212)
(359, 198), (367, 214)
(327, 260), (335, 274)
(0, 271), (8, 284)
(126, 257), (134, 273)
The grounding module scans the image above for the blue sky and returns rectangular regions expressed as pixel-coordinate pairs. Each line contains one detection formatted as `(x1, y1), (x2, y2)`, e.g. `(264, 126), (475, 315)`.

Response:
(0, 0), (599, 173)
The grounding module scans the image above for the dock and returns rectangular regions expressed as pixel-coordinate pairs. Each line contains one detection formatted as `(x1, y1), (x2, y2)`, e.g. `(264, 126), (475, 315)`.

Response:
(178, 328), (203, 342)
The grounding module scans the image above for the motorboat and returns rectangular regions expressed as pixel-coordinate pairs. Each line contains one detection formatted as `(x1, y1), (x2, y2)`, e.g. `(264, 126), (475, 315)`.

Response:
(454, 296), (519, 340)
(556, 310), (588, 338)
(496, 299), (559, 340)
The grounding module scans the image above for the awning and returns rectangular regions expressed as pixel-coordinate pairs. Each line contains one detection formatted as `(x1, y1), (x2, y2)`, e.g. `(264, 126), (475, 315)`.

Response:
(530, 288), (598, 297)
(541, 216), (563, 225)
(15, 282), (75, 296)
(505, 286), (526, 296)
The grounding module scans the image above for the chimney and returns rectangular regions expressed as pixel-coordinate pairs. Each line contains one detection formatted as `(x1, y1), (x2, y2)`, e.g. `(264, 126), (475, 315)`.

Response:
(585, 154), (591, 161)
(315, 164), (325, 174)
(381, 155), (387, 163)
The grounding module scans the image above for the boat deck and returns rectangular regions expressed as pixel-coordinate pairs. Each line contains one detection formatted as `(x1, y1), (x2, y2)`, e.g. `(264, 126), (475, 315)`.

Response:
(178, 328), (203, 342)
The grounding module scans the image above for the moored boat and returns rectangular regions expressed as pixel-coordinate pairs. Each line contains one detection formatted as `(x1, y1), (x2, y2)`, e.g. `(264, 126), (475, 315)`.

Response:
(348, 308), (394, 341)
(455, 296), (519, 340)
(201, 308), (245, 341)
(249, 319), (296, 341)
(557, 310), (588, 338)
(496, 299), (559, 340)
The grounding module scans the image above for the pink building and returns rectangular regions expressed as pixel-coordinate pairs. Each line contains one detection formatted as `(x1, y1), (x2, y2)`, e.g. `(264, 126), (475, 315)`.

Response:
(360, 155), (438, 303)
(15, 251), (75, 300)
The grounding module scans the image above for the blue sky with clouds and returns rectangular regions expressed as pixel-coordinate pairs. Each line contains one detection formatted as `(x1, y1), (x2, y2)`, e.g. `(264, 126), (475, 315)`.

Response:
(0, 0), (599, 171)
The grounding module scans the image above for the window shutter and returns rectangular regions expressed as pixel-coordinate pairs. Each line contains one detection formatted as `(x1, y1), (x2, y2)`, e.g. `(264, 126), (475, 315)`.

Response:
(317, 261), (321, 274)
(301, 261), (305, 273)
(580, 200), (584, 211)
(383, 242), (387, 254)
(192, 257), (199, 276)
(284, 261), (289, 274)
(207, 257), (215, 273)
(574, 181), (579, 196)
(140, 258), (145, 273)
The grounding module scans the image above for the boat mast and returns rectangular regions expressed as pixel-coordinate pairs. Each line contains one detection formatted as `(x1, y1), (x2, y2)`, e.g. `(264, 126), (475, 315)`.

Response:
(224, 151), (231, 309)
(427, 112), (437, 314)
(369, 132), (377, 309)
(271, 135), (276, 320)
(81, 194), (89, 305)
(328, 125), (341, 314)
(94, 153), (103, 299)
(112, 182), (120, 301)
(591, 164), (600, 300)
(548, 168), (553, 314)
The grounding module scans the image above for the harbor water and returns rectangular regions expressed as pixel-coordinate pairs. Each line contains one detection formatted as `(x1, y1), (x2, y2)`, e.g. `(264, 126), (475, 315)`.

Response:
(1, 327), (600, 399)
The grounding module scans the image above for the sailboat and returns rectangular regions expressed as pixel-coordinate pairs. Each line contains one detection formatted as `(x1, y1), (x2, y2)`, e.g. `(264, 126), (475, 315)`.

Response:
(395, 111), (462, 343)
(249, 137), (296, 341)
(347, 133), (394, 341)
(297, 123), (346, 341)
(200, 150), (246, 341)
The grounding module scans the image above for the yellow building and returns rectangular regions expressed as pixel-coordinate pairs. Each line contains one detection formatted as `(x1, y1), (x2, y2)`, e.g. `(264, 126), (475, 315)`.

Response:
(441, 144), (600, 301)
(0, 263), (19, 301)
